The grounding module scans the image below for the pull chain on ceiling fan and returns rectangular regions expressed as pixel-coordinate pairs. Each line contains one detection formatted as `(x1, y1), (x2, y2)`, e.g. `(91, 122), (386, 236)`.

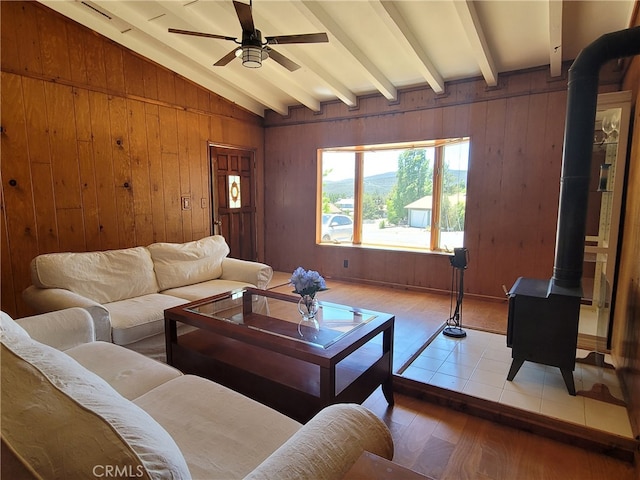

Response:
(169, 0), (328, 70)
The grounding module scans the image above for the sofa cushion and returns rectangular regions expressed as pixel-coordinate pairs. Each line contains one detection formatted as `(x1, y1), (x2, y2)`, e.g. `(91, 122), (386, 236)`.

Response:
(30, 247), (159, 304)
(148, 235), (230, 291)
(65, 341), (183, 400)
(134, 375), (302, 480)
(1, 331), (190, 479)
(104, 293), (187, 345)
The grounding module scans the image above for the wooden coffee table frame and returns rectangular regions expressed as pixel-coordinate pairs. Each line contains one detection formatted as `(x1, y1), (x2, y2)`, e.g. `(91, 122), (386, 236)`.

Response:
(165, 288), (394, 423)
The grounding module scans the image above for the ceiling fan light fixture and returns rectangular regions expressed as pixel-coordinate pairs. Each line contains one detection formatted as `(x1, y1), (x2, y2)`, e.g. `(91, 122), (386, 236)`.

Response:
(242, 45), (266, 68)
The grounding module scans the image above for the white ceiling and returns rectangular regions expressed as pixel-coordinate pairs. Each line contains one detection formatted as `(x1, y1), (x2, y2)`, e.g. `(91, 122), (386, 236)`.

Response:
(40, 0), (636, 117)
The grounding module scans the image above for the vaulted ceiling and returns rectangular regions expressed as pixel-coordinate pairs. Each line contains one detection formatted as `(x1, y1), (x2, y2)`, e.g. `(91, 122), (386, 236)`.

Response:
(40, 0), (636, 117)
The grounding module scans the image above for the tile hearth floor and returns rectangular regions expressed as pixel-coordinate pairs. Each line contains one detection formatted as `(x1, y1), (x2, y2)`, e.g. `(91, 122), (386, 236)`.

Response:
(399, 328), (633, 438)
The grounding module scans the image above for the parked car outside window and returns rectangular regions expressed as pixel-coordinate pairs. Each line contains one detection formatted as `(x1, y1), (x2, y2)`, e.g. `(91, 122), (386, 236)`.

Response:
(321, 214), (353, 243)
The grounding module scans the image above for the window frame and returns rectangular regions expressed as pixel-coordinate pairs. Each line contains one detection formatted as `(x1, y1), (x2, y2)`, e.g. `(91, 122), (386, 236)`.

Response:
(318, 138), (469, 253)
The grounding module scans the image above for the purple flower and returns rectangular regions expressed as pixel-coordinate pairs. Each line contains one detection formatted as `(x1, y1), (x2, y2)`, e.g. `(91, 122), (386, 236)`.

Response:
(290, 267), (327, 298)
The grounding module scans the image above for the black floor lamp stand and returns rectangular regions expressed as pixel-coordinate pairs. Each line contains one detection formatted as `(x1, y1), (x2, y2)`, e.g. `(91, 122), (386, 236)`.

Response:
(443, 248), (468, 338)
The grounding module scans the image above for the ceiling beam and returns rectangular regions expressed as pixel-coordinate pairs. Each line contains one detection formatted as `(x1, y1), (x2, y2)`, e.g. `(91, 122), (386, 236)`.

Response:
(372, 1), (445, 94)
(453, 0), (498, 87)
(260, 62), (321, 112)
(255, 7), (357, 107)
(548, 0), (563, 77)
(296, 1), (397, 102)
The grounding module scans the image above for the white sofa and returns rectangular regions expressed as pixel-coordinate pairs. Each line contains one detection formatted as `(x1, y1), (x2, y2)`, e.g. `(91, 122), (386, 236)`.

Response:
(1, 308), (394, 480)
(22, 236), (272, 358)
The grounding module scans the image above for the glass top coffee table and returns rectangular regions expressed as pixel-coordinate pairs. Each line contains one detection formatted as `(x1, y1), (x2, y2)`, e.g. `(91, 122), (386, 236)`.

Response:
(165, 287), (395, 422)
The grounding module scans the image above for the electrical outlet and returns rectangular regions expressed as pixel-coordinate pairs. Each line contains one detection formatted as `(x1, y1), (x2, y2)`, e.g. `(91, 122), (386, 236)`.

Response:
(343, 259), (349, 268)
(181, 195), (191, 210)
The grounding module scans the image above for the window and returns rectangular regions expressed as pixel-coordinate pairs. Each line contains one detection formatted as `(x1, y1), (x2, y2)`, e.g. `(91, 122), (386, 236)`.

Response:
(319, 138), (469, 252)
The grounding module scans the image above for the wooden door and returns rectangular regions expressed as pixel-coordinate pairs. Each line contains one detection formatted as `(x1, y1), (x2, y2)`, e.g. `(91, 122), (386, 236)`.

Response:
(210, 145), (256, 261)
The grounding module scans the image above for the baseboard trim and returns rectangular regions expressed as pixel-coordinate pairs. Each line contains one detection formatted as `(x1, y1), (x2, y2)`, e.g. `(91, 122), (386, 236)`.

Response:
(393, 375), (639, 463)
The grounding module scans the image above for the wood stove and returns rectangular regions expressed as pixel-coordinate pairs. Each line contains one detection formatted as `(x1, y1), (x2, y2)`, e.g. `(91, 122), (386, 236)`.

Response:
(506, 277), (581, 395)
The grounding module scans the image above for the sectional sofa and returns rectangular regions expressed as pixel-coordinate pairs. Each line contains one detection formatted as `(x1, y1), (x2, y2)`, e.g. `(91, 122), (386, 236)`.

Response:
(1, 308), (394, 479)
(22, 235), (272, 359)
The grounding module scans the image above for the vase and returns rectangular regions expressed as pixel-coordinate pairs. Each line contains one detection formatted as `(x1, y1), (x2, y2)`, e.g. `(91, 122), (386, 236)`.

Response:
(297, 295), (320, 340)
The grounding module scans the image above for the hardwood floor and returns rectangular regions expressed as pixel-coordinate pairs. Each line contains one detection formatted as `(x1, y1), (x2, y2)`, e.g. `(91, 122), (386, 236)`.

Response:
(269, 272), (638, 479)
(363, 388), (636, 480)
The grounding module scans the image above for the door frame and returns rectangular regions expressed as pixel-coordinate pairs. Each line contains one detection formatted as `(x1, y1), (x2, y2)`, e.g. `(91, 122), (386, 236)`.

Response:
(208, 142), (258, 260)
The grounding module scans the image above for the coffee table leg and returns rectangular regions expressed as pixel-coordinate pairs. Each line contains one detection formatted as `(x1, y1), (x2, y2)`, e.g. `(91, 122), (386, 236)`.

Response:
(382, 322), (394, 406)
(382, 378), (394, 406)
(320, 365), (336, 406)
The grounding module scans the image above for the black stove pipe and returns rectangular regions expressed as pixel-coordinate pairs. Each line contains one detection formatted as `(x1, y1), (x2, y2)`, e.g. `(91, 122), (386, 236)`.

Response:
(552, 26), (640, 289)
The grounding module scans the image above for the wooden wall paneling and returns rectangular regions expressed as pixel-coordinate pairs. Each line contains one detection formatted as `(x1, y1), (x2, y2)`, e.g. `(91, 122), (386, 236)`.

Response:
(74, 88), (101, 251)
(89, 90), (119, 249)
(65, 21), (89, 85)
(186, 112), (204, 239)
(158, 106), (182, 242)
(421, 107), (443, 141)
(1, 2), (22, 73)
(144, 103), (166, 243)
(464, 101), (488, 294)
(84, 31), (108, 90)
(1, 189), (18, 315)
(442, 105), (458, 138)
(127, 99), (154, 247)
(537, 90), (566, 272)
(199, 114), (212, 238)
(77, 139), (101, 251)
(174, 76), (187, 107)
(184, 79), (200, 111)
(498, 95), (530, 290)
(0, 2), (26, 72)
(30, 162), (59, 254)
(1, 72), (39, 316)
(44, 82), (81, 209)
(55, 203), (86, 252)
(123, 52), (146, 98)
(142, 61), (159, 101)
(43, 82), (86, 252)
(108, 95), (136, 246)
(36, 6), (71, 81)
(19, 3), (44, 75)
(477, 98), (507, 297)
(21, 78), (51, 164)
(157, 68), (176, 105)
(103, 42), (126, 93)
(521, 93), (550, 279)
(197, 89), (210, 112)
(176, 109), (193, 241)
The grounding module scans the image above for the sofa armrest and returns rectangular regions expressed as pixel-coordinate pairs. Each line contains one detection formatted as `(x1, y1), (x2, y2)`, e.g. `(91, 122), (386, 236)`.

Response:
(245, 404), (393, 480)
(22, 286), (112, 342)
(220, 258), (273, 289)
(16, 307), (96, 351)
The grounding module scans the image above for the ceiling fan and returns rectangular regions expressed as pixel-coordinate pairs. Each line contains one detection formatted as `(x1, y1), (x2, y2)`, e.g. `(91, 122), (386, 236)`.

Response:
(168, 0), (328, 71)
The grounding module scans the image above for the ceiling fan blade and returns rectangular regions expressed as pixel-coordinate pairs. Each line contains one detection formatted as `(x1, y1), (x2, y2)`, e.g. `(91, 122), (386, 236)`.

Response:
(168, 28), (236, 42)
(266, 32), (329, 45)
(214, 48), (240, 67)
(267, 48), (301, 72)
(233, 0), (255, 32)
